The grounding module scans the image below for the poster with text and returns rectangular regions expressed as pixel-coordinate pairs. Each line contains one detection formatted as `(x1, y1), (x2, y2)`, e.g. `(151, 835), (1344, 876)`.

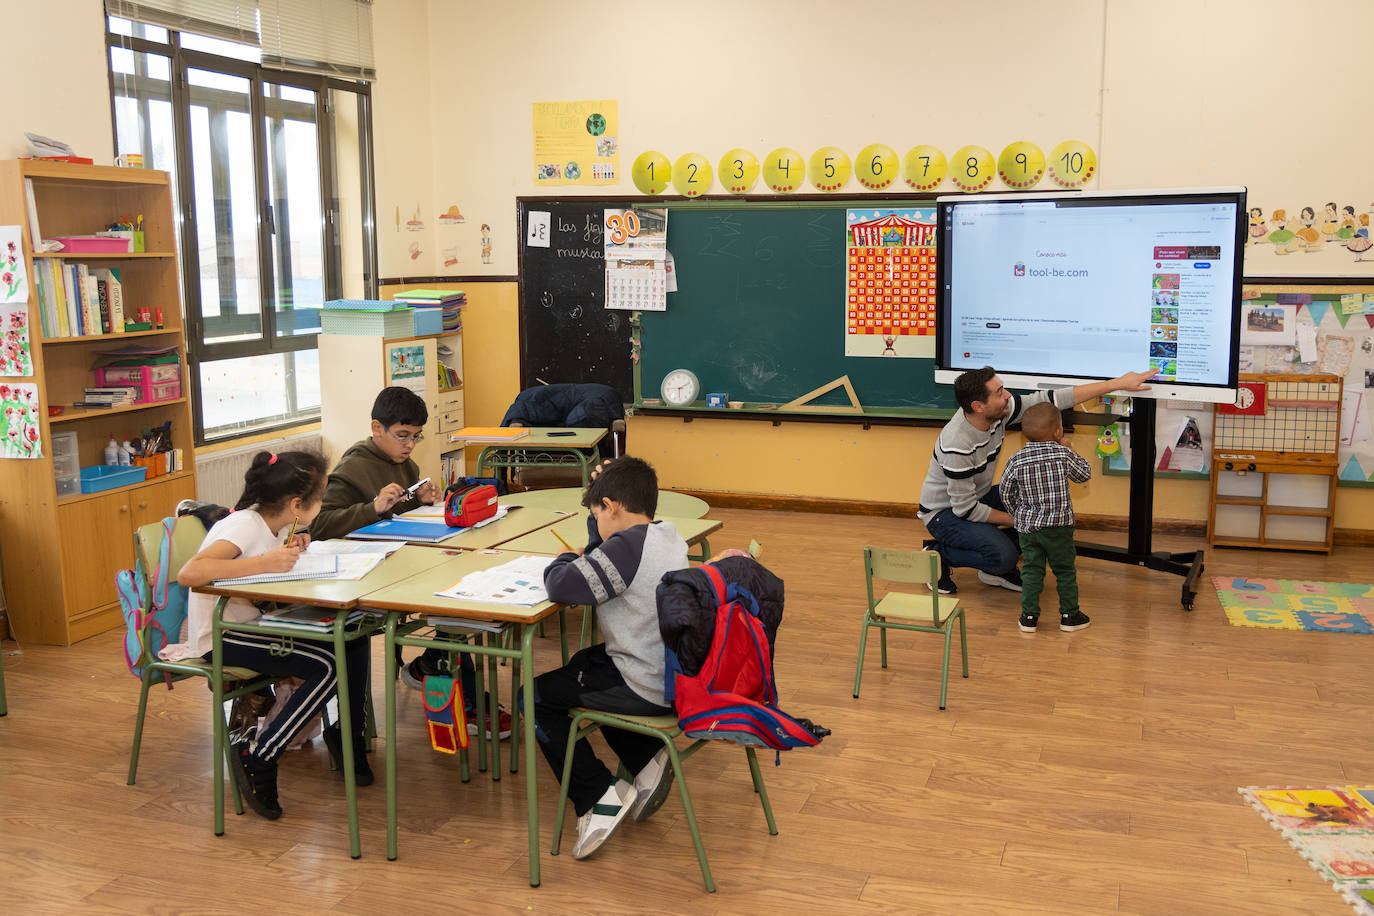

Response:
(844, 208), (937, 358)
(532, 100), (619, 186)
(0, 382), (41, 458)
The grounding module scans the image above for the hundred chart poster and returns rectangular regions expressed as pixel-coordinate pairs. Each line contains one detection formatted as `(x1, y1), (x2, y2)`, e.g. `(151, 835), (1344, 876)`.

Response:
(844, 208), (937, 358)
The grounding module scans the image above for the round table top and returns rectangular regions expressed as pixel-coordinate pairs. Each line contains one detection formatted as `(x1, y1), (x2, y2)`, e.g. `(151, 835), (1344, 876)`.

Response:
(499, 487), (709, 519)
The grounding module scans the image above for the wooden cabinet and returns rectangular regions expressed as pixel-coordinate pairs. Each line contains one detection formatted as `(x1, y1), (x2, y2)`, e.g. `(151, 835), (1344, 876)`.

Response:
(1207, 373), (1340, 553)
(319, 331), (465, 486)
(0, 162), (197, 644)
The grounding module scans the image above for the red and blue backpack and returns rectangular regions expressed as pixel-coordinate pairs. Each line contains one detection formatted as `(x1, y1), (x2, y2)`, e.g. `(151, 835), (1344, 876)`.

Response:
(668, 563), (824, 755)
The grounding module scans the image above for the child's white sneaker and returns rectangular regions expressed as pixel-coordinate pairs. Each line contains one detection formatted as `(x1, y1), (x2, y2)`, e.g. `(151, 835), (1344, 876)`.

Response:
(629, 748), (674, 822)
(572, 779), (637, 859)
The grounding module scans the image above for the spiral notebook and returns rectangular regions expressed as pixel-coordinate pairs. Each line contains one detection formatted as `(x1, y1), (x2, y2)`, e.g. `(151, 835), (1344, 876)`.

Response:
(212, 555), (339, 587)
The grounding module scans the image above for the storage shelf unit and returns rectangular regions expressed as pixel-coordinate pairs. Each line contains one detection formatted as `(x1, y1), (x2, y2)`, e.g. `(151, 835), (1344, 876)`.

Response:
(0, 161), (197, 644)
(1207, 373), (1340, 554)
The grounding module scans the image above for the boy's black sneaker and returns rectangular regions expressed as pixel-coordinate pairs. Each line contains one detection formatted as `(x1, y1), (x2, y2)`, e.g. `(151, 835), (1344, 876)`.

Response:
(977, 569), (1023, 592)
(928, 566), (957, 596)
(322, 723), (374, 787)
(228, 740), (282, 820)
(1060, 611), (1092, 632)
(1018, 612), (1039, 633)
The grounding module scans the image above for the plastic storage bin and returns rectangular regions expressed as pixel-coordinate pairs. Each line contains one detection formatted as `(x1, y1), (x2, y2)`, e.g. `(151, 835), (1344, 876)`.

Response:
(56, 235), (132, 253)
(51, 431), (79, 495)
(79, 465), (147, 493)
(94, 364), (179, 386)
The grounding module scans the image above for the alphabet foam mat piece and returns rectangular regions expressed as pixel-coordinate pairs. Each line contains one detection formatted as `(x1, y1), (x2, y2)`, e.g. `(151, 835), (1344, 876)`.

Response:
(1211, 577), (1374, 633)
(1240, 786), (1374, 914)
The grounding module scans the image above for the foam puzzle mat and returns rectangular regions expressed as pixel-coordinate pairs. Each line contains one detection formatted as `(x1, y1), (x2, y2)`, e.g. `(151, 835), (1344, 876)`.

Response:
(1240, 786), (1374, 914)
(1211, 577), (1374, 633)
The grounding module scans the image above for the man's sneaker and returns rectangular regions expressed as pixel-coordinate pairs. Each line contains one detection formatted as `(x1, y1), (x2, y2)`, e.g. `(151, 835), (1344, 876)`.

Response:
(1060, 611), (1092, 632)
(466, 706), (513, 740)
(629, 748), (675, 822)
(572, 779), (637, 859)
(322, 723), (374, 787)
(978, 569), (1023, 592)
(1018, 612), (1039, 633)
(228, 740), (282, 820)
(399, 657), (438, 690)
(928, 566), (957, 596)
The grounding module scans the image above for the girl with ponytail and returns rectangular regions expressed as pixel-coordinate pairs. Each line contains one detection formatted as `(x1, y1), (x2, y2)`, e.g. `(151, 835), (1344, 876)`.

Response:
(168, 450), (372, 820)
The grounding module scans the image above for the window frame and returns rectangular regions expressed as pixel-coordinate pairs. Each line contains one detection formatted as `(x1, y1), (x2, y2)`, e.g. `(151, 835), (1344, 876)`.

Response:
(105, 24), (378, 444)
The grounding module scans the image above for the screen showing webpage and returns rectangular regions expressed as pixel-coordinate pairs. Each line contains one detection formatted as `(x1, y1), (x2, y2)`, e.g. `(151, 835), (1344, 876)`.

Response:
(942, 197), (1240, 386)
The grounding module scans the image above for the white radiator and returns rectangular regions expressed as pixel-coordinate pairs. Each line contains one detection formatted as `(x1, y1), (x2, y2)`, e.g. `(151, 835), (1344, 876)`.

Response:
(195, 431), (325, 508)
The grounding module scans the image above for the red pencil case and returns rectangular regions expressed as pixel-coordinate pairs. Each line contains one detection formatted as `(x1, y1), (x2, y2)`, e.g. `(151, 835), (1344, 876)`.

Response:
(444, 483), (498, 528)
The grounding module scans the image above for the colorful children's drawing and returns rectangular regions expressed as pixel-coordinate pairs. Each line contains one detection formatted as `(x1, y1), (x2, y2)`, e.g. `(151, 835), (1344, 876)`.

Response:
(0, 383), (42, 459)
(844, 208), (937, 359)
(1, 227), (28, 306)
(1, 304), (32, 376)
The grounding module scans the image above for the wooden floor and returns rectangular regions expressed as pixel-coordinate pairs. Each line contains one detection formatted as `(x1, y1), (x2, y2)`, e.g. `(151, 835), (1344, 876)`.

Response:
(1, 507), (1369, 914)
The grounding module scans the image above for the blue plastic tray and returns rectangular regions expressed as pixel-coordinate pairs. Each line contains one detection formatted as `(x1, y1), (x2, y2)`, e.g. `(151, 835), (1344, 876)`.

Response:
(80, 465), (147, 493)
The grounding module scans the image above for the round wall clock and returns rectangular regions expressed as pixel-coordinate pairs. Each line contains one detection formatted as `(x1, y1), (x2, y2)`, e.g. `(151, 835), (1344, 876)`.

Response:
(660, 369), (700, 407)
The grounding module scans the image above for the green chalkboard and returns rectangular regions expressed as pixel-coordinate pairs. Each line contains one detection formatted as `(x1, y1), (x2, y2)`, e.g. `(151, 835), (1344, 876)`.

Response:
(638, 202), (955, 418)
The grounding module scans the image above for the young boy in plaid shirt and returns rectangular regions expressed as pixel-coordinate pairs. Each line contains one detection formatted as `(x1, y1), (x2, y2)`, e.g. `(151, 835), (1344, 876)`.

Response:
(999, 401), (1093, 633)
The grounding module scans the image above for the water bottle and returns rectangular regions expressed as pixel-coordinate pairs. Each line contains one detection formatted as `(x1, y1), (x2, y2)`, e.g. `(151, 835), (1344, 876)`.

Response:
(104, 436), (120, 466)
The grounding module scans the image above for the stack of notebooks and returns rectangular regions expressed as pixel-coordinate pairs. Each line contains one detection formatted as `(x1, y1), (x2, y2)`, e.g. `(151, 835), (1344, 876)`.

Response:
(212, 554), (340, 586)
(258, 605), (369, 632)
(392, 288), (465, 333)
(77, 386), (138, 408)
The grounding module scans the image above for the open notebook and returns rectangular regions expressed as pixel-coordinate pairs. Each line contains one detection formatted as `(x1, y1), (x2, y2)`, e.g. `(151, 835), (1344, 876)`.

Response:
(212, 554), (339, 587)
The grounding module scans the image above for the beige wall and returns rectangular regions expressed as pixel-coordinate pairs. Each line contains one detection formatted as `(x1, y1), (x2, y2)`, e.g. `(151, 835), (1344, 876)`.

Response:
(8, 2), (1371, 526)
(8, 1), (114, 162)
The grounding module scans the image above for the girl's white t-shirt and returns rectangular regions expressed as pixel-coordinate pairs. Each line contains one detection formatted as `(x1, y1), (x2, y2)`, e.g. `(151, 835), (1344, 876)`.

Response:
(158, 509), (288, 662)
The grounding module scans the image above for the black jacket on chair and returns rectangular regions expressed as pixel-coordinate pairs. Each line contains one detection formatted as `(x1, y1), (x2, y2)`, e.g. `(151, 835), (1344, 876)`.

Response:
(655, 557), (785, 679)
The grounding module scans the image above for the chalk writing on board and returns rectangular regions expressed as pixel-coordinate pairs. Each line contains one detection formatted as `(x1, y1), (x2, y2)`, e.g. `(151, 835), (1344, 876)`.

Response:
(698, 215), (743, 259)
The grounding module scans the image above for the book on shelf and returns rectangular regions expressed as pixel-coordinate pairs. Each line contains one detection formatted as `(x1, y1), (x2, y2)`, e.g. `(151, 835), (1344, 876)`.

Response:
(93, 268), (125, 332)
(450, 426), (529, 442)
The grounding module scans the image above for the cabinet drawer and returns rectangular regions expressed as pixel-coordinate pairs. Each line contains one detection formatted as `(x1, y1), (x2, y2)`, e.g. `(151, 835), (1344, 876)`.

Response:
(438, 406), (465, 433)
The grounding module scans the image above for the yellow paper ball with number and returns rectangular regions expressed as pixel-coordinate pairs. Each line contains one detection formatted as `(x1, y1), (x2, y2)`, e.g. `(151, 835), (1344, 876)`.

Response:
(950, 145), (995, 192)
(902, 145), (947, 191)
(631, 151), (671, 195)
(855, 143), (898, 190)
(718, 148), (760, 194)
(997, 141), (1046, 189)
(762, 148), (806, 193)
(808, 147), (851, 193)
(672, 153), (712, 197)
(1048, 140), (1098, 188)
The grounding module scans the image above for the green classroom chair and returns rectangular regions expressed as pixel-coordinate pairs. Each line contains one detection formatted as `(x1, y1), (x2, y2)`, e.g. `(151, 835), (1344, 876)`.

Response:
(854, 546), (968, 710)
(125, 516), (279, 815)
(550, 709), (778, 893)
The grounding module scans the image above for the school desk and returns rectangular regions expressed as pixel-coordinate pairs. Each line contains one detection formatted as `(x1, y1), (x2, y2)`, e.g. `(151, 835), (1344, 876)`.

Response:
(498, 513), (723, 562)
(499, 486), (711, 519)
(470, 426), (608, 487)
(197, 545), (451, 858)
(362, 549), (563, 884)
(378, 506), (570, 549)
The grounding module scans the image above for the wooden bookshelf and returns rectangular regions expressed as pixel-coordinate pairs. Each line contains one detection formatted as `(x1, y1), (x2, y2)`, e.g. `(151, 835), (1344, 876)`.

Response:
(0, 161), (197, 645)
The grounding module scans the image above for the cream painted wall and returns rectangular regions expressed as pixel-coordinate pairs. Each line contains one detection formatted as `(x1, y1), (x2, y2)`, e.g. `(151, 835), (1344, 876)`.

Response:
(364, 1), (1374, 528)
(8, 1), (114, 162)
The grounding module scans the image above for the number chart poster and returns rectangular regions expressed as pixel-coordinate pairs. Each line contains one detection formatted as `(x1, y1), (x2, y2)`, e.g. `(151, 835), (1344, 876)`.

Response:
(844, 208), (937, 358)
(532, 100), (619, 186)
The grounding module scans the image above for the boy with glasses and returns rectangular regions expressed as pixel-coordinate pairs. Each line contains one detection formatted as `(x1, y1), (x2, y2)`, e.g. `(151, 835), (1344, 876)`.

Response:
(311, 386), (511, 740)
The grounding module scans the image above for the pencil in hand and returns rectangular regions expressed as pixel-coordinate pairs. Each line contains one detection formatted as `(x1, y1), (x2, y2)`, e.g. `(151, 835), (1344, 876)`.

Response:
(551, 527), (575, 553)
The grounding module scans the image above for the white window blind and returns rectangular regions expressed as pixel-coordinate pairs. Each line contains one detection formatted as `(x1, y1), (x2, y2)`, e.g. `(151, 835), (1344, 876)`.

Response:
(105, 0), (258, 45)
(258, 0), (375, 81)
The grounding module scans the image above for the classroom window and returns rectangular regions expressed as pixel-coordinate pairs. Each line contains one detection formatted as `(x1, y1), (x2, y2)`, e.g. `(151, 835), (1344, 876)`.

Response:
(106, 13), (377, 444)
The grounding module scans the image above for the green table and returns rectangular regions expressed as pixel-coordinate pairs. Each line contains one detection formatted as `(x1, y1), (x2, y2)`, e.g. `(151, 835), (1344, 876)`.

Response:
(499, 513), (722, 562)
(363, 549), (563, 885)
(500, 487), (710, 519)
(471, 427), (608, 487)
(375, 506), (570, 549)
(201, 545), (450, 858)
